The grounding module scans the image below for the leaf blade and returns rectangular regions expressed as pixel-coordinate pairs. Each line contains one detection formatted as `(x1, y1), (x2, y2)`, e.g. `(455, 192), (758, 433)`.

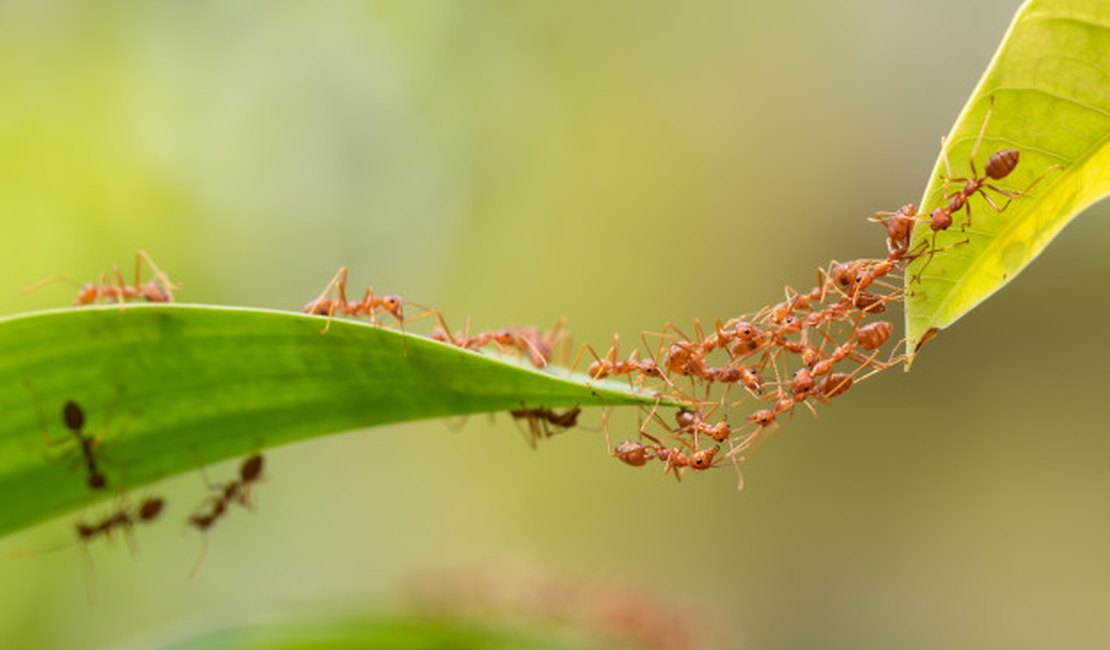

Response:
(905, 0), (1110, 351)
(0, 305), (672, 537)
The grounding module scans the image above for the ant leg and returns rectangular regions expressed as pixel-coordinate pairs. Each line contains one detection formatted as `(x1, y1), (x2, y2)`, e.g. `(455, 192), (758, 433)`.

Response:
(660, 321), (694, 344)
(398, 303), (445, 359)
(601, 408), (614, 455)
(137, 250), (181, 300)
(188, 534), (210, 581)
(20, 274), (81, 297)
(967, 95), (995, 178)
(428, 311), (462, 347)
(981, 163), (1063, 212)
(25, 383), (67, 449)
(111, 266), (129, 311)
(569, 342), (607, 382)
(311, 267), (348, 334)
(724, 437), (746, 491)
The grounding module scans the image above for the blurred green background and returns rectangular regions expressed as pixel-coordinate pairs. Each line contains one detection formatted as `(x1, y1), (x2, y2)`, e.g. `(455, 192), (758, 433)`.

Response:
(2, 1), (1108, 648)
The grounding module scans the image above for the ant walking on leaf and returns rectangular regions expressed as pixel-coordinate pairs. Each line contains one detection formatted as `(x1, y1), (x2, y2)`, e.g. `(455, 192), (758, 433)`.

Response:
(24, 250), (180, 307)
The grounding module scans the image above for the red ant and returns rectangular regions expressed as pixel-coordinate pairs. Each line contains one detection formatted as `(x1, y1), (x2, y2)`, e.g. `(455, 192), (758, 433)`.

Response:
(510, 406), (582, 447)
(430, 315), (495, 350)
(431, 316), (568, 369)
(911, 97), (1060, 279)
(303, 266), (434, 335)
(931, 97), (1030, 231)
(673, 407), (731, 443)
(870, 204), (918, 257)
(25, 250), (180, 307)
(573, 333), (669, 387)
(492, 320), (570, 369)
(657, 445), (721, 477)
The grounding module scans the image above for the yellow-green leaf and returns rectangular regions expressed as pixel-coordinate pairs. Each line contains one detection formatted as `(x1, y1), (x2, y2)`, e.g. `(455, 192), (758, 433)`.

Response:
(905, 0), (1110, 353)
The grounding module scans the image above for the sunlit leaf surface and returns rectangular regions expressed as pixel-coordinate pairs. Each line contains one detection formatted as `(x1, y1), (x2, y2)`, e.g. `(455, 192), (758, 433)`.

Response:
(905, 0), (1110, 352)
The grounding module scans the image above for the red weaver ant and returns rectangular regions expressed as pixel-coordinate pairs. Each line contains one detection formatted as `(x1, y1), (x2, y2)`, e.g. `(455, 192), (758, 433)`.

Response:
(573, 333), (670, 387)
(24, 250), (180, 307)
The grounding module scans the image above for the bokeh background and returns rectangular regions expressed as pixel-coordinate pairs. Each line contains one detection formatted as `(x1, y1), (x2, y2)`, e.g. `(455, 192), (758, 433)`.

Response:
(2, 1), (1108, 649)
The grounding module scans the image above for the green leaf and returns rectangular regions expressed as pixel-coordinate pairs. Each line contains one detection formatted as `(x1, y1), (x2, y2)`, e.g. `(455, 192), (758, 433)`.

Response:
(0, 305), (672, 538)
(905, 0), (1110, 352)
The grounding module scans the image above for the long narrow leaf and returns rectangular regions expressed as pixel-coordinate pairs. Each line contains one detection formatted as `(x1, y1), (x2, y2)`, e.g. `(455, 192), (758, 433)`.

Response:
(0, 305), (672, 537)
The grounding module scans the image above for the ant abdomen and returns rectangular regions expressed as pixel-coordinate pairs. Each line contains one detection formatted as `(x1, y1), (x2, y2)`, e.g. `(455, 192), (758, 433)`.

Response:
(984, 148), (1019, 180)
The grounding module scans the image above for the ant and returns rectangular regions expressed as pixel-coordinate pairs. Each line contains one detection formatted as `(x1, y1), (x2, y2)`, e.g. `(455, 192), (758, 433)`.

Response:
(30, 392), (122, 491)
(510, 406), (582, 447)
(430, 315), (495, 350)
(60, 401), (108, 490)
(187, 453), (265, 577)
(303, 267), (404, 328)
(674, 407), (731, 443)
(870, 204), (918, 257)
(188, 453), (265, 532)
(76, 497), (165, 544)
(572, 333), (669, 387)
(932, 96), (1029, 231)
(24, 250), (180, 307)
(304, 266), (437, 335)
(430, 316), (568, 369)
(912, 97), (1060, 279)
(492, 320), (569, 369)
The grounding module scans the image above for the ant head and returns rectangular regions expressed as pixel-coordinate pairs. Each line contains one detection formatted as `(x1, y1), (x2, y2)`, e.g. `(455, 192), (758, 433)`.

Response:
(139, 498), (165, 522)
(381, 296), (403, 320)
(63, 400), (85, 432)
(241, 454), (265, 483)
(639, 358), (661, 377)
(750, 409), (776, 427)
(750, 410), (777, 425)
(493, 329), (514, 346)
(690, 446), (719, 470)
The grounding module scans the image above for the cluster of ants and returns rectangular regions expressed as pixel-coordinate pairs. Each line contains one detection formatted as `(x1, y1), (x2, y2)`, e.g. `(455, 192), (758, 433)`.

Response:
(33, 387), (265, 577)
(32, 99), (1053, 576)
(597, 99), (1054, 488)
